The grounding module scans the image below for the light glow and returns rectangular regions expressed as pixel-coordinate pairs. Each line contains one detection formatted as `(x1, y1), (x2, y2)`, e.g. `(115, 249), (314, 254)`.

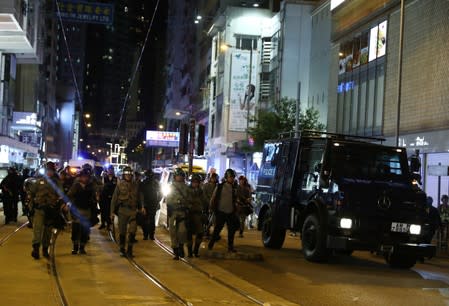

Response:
(340, 218), (352, 229)
(409, 224), (421, 235)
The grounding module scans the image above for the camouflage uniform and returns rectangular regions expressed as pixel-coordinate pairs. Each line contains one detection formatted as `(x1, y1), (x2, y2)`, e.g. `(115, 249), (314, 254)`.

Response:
(166, 172), (191, 259)
(29, 163), (64, 259)
(187, 178), (208, 257)
(110, 167), (139, 257)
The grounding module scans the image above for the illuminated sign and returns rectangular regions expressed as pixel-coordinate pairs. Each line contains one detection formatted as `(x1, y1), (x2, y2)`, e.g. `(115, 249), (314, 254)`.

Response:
(13, 112), (41, 128)
(337, 81), (354, 93)
(331, 0), (346, 10)
(57, 1), (114, 25)
(146, 131), (180, 147)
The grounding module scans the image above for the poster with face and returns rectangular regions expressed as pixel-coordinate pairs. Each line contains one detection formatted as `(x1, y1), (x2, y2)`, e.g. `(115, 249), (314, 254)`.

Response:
(377, 21), (387, 58)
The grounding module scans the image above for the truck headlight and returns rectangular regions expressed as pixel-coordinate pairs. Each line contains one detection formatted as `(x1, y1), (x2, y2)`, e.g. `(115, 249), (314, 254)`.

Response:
(161, 185), (171, 197)
(340, 218), (352, 229)
(409, 224), (421, 235)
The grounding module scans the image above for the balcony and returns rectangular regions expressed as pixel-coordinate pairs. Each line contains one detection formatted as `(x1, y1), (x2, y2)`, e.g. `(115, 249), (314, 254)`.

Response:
(0, 0), (42, 63)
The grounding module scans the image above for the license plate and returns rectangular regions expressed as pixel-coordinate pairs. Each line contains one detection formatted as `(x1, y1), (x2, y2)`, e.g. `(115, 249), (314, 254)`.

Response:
(391, 222), (410, 233)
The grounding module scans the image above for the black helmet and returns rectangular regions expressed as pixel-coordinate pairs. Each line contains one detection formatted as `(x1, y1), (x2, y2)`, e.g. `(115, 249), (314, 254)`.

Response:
(46, 161), (56, 171)
(144, 169), (154, 178)
(79, 168), (92, 177)
(122, 166), (133, 175)
(224, 168), (236, 179)
(82, 163), (93, 171)
(173, 168), (186, 178)
(191, 173), (202, 182)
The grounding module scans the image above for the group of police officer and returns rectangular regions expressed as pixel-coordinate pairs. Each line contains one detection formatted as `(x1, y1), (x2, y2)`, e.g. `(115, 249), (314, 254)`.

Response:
(23, 161), (248, 260)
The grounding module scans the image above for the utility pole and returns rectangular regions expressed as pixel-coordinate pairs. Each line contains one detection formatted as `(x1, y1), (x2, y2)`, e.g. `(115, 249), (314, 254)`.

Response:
(245, 46), (253, 177)
(395, 0), (405, 146)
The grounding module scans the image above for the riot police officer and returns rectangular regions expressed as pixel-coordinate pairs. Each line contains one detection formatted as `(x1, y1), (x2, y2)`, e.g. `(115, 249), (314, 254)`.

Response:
(29, 162), (65, 259)
(187, 174), (208, 257)
(99, 165), (117, 230)
(166, 168), (190, 260)
(110, 166), (139, 257)
(138, 169), (161, 240)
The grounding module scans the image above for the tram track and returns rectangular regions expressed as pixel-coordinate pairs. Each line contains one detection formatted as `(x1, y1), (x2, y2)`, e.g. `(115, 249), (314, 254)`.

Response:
(0, 221), (30, 246)
(108, 224), (265, 305)
(48, 229), (69, 306)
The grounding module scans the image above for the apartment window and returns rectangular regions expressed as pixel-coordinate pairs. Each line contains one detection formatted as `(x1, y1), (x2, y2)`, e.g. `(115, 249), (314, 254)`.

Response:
(235, 35), (258, 50)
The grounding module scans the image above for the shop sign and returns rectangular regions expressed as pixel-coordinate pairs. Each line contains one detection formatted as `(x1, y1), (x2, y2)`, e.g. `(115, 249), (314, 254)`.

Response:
(146, 131), (180, 148)
(57, 1), (114, 25)
(13, 112), (41, 128)
(427, 165), (449, 177)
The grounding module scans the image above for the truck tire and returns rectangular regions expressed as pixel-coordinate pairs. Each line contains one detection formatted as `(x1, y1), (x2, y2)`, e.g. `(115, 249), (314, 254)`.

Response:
(385, 252), (416, 269)
(261, 207), (286, 249)
(302, 214), (329, 262)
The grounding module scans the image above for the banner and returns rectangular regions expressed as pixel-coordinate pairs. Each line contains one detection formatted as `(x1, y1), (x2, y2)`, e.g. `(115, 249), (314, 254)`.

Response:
(229, 50), (259, 132)
(57, 1), (114, 25)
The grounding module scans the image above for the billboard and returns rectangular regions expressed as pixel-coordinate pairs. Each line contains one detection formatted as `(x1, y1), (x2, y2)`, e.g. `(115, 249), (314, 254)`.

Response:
(57, 1), (114, 25)
(229, 50), (259, 132)
(146, 131), (180, 148)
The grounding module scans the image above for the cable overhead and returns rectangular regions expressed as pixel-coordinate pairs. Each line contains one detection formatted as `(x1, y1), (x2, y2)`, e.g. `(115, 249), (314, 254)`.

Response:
(114, 0), (161, 139)
(55, 0), (83, 113)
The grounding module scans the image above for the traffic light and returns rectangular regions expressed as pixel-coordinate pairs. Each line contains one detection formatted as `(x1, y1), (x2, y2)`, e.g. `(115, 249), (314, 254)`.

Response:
(196, 124), (205, 156)
(178, 123), (189, 154)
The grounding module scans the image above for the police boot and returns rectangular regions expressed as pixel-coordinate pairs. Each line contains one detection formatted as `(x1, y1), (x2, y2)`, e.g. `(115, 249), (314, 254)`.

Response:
(173, 247), (179, 260)
(178, 244), (185, 258)
(79, 244), (87, 255)
(193, 239), (202, 257)
(208, 239), (215, 251)
(72, 243), (79, 255)
(119, 235), (126, 257)
(42, 245), (50, 258)
(31, 244), (40, 259)
(126, 245), (134, 258)
(187, 243), (193, 258)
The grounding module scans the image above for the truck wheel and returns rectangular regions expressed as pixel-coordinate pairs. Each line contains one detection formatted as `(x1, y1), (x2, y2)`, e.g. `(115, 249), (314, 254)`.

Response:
(385, 253), (416, 269)
(302, 214), (329, 262)
(261, 208), (286, 249)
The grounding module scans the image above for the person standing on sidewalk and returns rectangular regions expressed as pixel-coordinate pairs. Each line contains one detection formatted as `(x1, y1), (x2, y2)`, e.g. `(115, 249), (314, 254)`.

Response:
(208, 168), (239, 253)
(67, 168), (97, 255)
(138, 169), (161, 240)
(29, 162), (65, 259)
(187, 174), (208, 257)
(166, 168), (190, 260)
(99, 165), (117, 230)
(110, 166), (140, 257)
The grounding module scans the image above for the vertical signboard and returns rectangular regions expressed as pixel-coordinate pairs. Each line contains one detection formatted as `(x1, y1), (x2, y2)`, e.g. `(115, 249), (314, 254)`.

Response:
(57, 1), (114, 25)
(72, 112), (80, 160)
(229, 50), (259, 132)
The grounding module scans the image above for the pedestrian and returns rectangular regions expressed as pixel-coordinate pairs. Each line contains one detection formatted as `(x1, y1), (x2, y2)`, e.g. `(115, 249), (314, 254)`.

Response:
(236, 175), (254, 238)
(202, 172), (219, 237)
(208, 168), (239, 253)
(99, 165), (117, 230)
(138, 169), (161, 240)
(67, 168), (97, 255)
(29, 162), (65, 259)
(110, 166), (140, 257)
(187, 174), (208, 257)
(19, 168), (30, 216)
(166, 168), (190, 260)
(0, 167), (20, 224)
(439, 194), (449, 250)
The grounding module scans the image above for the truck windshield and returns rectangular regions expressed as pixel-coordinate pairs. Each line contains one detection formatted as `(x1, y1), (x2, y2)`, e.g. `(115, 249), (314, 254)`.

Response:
(330, 142), (408, 181)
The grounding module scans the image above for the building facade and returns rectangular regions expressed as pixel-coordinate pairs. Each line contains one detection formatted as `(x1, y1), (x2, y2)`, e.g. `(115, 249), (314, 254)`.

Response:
(329, 0), (449, 202)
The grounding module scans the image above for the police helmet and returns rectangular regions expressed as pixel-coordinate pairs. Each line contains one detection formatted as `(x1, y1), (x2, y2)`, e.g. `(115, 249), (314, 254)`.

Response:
(46, 161), (56, 171)
(190, 173), (202, 183)
(122, 166), (133, 176)
(82, 163), (93, 171)
(79, 168), (92, 177)
(107, 165), (115, 173)
(144, 169), (154, 178)
(224, 168), (236, 179)
(173, 168), (186, 178)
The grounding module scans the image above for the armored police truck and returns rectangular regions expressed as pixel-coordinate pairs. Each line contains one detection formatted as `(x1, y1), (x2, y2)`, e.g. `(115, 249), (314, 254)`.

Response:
(256, 131), (435, 268)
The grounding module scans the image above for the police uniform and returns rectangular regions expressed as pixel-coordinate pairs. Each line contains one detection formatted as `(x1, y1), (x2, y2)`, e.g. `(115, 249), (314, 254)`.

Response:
(110, 167), (139, 257)
(30, 162), (64, 259)
(187, 176), (208, 257)
(166, 169), (191, 259)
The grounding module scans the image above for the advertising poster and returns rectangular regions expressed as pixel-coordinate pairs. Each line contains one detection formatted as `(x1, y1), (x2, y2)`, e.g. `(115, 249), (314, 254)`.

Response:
(377, 21), (387, 58)
(369, 25), (378, 62)
(229, 51), (259, 132)
(145, 131), (180, 147)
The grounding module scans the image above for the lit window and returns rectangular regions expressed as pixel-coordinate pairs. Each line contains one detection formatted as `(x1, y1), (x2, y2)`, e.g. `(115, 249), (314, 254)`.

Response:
(124, 6), (128, 12)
